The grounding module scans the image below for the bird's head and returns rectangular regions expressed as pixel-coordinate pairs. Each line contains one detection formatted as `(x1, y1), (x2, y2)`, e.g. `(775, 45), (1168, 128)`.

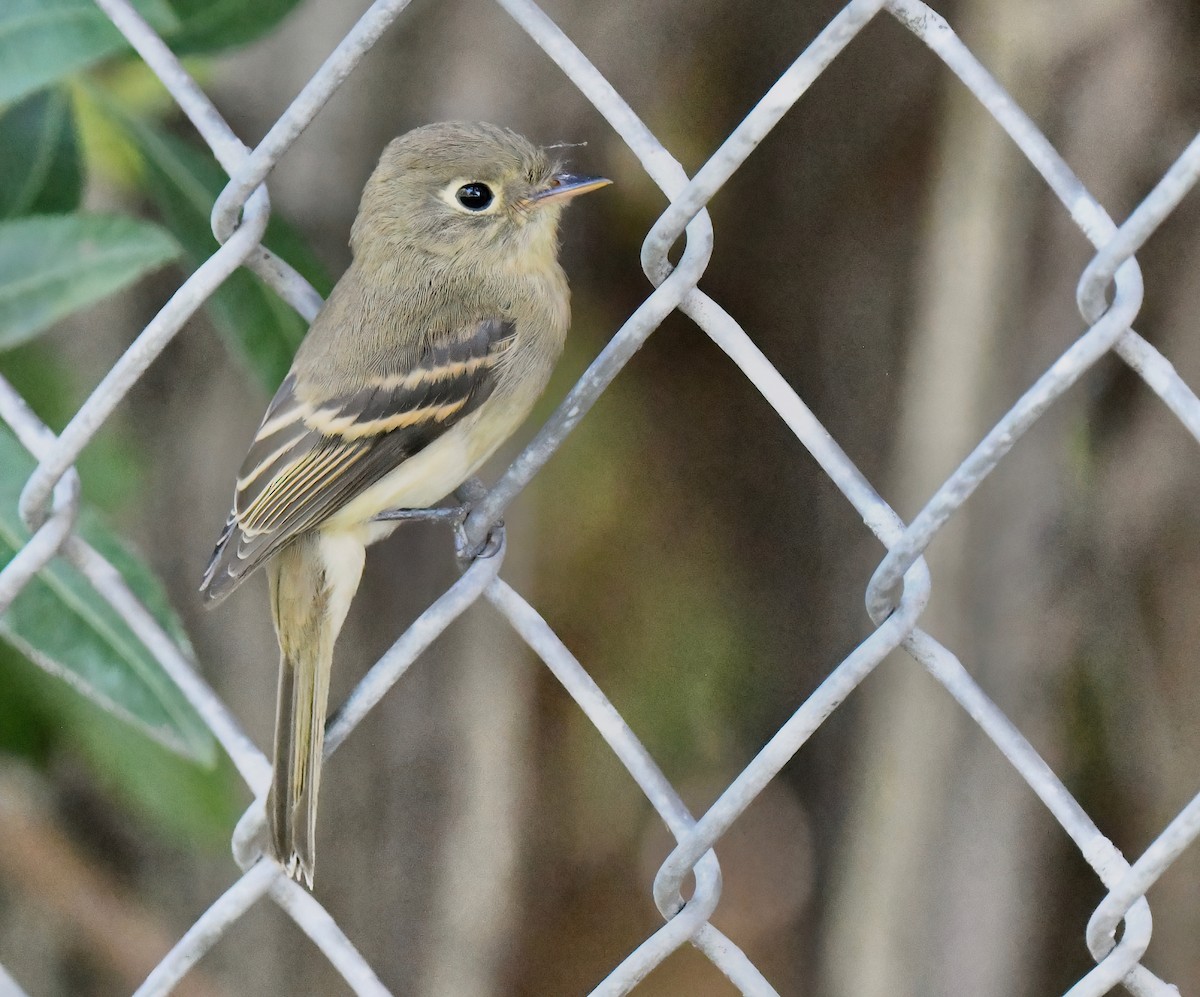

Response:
(351, 120), (609, 268)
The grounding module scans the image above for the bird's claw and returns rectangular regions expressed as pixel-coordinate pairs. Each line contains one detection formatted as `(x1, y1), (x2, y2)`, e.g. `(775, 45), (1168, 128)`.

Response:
(450, 477), (503, 565)
(372, 477), (502, 564)
(453, 514), (504, 565)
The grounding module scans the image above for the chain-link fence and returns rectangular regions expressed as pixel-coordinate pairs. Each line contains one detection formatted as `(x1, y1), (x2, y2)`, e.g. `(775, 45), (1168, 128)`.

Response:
(3, 0), (1200, 994)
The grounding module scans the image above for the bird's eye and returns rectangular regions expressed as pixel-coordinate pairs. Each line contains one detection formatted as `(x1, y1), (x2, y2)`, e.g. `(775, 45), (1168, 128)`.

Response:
(455, 183), (494, 211)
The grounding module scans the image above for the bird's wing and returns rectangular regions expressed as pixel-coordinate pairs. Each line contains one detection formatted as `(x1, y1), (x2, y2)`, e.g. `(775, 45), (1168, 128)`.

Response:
(200, 317), (516, 604)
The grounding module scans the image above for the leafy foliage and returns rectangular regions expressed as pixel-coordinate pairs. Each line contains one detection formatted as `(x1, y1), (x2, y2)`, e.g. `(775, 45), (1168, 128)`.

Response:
(0, 89), (83, 217)
(0, 430), (215, 763)
(0, 0), (178, 105)
(0, 213), (179, 348)
(116, 112), (332, 389)
(0, 0), (322, 840)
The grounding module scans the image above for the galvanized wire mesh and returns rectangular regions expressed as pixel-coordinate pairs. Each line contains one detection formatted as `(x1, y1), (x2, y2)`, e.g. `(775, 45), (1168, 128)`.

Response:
(2, 0), (1200, 994)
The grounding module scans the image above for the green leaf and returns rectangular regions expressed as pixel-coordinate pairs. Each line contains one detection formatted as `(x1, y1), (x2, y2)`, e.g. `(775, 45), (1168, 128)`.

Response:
(0, 213), (179, 349)
(166, 0), (306, 54)
(0, 342), (145, 513)
(122, 117), (331, 391)
(67, 691), (242, 845)
(0, 644), (241, 846)
(0, 88), (83, 218)
(0, 0), (178, 106)
(0, 644), (56, 763)
(0, 428), (215, 763)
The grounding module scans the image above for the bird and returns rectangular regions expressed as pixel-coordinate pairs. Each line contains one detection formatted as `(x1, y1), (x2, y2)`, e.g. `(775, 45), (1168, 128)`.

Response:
(200, 121), (609, 886)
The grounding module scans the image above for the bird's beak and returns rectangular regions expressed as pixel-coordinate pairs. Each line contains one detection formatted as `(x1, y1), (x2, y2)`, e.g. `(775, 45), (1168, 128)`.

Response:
(532, 172), (612, 205)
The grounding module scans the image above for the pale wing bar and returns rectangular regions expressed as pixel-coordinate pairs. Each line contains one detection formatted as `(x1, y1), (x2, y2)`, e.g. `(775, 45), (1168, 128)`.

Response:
(200, 318), (516, 603)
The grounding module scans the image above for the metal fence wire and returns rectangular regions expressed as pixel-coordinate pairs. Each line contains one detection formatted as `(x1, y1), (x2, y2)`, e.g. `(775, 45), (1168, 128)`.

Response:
(2, 0), (1200, 994)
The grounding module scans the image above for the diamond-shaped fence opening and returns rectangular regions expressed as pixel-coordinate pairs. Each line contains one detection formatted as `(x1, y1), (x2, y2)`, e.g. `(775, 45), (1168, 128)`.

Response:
(2, 0), (1200, 994)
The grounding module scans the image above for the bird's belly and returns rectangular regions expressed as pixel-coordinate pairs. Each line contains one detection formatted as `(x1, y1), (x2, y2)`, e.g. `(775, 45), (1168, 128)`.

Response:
(319, 396), (529, 540)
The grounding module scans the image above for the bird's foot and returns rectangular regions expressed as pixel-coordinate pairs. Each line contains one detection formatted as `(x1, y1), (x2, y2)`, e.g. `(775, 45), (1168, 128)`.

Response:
(453, 517), (505, 565)
(372, 476), (504, 567)
(451, 477), (504, 565)
(371, 505), (461, 524)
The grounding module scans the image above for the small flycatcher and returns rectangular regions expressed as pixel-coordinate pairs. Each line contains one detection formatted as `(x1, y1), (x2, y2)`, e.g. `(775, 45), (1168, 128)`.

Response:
(200, 121), (609, 886)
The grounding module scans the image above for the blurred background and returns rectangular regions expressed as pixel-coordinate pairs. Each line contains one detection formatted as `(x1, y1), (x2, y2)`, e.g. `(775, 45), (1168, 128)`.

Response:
(3, 0), (1200, 994)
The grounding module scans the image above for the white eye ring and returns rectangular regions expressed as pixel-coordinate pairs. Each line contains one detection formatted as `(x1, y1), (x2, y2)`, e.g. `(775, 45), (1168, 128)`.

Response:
(442, 180), (498, 214)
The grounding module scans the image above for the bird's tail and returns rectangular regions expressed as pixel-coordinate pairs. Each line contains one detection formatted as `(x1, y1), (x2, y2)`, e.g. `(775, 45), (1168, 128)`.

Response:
(265, 531), (365, 887)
